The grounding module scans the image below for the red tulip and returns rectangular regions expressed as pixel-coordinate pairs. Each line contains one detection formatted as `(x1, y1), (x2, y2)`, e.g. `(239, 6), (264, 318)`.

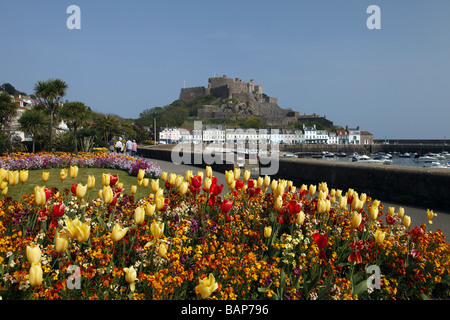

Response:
(235, 179), (244, 189)
(44, 187), (52, 200)
(71, 184), (78, 195)
(109, 174), (119, 186)
(348, 251), (362, 264)
(247, 188), (255, 197)
(288, 200), (302, 214)
(52, 203), (65, 218)
(247, 179), (254, 188)
(221, 199), (233, 214)
(208, 196), (216, 206)
(210, 183), (223, 196)
(225, 213), (231, 223)
(191, 175), (202, 188)
(312, 233), (328, 249)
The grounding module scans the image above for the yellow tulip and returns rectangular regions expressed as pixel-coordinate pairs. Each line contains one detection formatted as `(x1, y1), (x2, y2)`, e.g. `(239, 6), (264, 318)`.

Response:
(0, 180), (7, 190)
(151, 179), (160, 193)
(375, 229), (385, 245)
(352, 211), (362, 229)
(1, 186), (8, 196)
(29, 263), (43, 287)
(317, 199), (326, 214)
(243, 170), (251, 182)
(19, 170), (28, 184)
(155, 196), (165, 211)
(34, 186), (46, 206)
(150, 221), (165, 240)
(76, 184), (87, 199)
(26, 244), (42, 265)
(130, 185), (137, 195)
(185, 170), (193, 183)
(87, 175), (95, 189)
(274, 195), (283, 212)
(134, 207), (145, 225)
(0, 168), (6, 180)
(102, 173), (110, 186)
(270, 180), (278, 193)
(137, 178), (143, 186)
(233, 168), (241, 180)
(296, 211), (305, 225)
(63, 217), (81, 239)
(335, 189), (342, 198)
(76, 222), (90, 242)
(179, 181), (189, 195)
(69, 165), (78, 179)
(42, 171), (49, 183)
(370, 206), (379, 221)
(102, 186), (114, 204)
(318, 190), (327, 201)
(142, 178), (149, 188)
(55, 230), (69, 253)
(402, 215), (411, 228)
(111, 223), (129, 242)
(205, 166), (212, 178)
(161, 171), (168, 181)
(263, 175), (271, 189)
(158, 242), (169, 259)
(351, 197), (363, 211)
(60, 168), (68, 181)
(257, 177), (263, 187)
(225, 170), (234, 185)
(227, 180), (235, 190)
(372, 199), (380, 208)
(203, 177), (212, 192)
(397, 207), (405, 218)
(387, 207), (395, 217)
(195, 273), (219, 299)
(196, 171), (204, 181)
(168, 173), (176, 186)
(8, 170), (19, 186)
(276, 184), (285, 199)
(264, 226), (272, 238)
(309, 184), (316, 196)
(123, 266), (137, 292)
(174, 175), (183, 188)
(137, 168), (145, 181)
(360, 193), (367, 203)
(145, 203), (156, 217)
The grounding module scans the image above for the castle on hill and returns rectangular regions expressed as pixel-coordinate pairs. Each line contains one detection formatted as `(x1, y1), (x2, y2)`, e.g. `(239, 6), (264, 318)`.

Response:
(179, 75), (289, 125)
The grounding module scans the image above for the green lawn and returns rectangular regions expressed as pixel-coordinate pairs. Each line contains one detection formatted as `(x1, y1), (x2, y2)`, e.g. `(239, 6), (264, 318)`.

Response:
(4, 167), (156, 202)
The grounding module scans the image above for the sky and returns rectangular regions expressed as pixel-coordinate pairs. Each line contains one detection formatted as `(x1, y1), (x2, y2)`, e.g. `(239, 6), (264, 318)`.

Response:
(1, 0), (450, 139)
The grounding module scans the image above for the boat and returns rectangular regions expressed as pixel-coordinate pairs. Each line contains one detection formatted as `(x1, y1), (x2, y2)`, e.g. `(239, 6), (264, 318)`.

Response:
(415, 155), (438, 162)
(399, 153), (411, 158)
(441, 151), (450, 159)
(352, 155), (392, 165)
(423, 161), (449, 169)
(336, 152), (347, 157)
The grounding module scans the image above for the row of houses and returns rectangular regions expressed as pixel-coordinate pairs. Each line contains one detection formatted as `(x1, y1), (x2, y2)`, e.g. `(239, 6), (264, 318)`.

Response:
(159, 124), (374, 145)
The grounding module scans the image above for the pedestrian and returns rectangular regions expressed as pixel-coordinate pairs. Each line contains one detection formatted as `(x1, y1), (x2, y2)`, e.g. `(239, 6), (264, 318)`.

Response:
(131, 140), (137, 156)
(115, 139), (123, 153)
(126, 138), (132, 155)
(109, 139), (115, 153)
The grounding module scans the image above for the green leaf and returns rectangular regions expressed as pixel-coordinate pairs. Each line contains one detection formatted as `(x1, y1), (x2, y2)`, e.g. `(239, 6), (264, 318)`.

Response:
(353, 279), (368, 298)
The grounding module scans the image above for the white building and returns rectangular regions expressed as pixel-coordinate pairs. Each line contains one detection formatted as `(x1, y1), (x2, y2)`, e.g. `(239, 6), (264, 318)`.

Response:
(328, 132), (338, 144)
(303, 124), (317, 144)
(347, 126), (361, 145)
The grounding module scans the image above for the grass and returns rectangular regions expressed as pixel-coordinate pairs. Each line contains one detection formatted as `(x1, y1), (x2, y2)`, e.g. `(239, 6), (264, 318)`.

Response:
(4, 167), (156, 202)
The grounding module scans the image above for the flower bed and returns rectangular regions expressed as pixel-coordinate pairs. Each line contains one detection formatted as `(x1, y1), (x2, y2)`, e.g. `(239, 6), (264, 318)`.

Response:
(0, 158), (448, 300)
(0, 152), (162, 178)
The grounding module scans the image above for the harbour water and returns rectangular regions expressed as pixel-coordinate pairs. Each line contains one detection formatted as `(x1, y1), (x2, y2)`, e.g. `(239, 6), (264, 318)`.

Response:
(297, 153), (450, 168)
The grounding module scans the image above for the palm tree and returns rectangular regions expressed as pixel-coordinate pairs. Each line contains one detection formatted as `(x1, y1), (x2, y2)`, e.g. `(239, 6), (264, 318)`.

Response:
(94, 114), (122, 145)
(59, 101), (93, 154)
(34, 79), (68, 150)
(18, 106), (49, 153)
(0, 92), (18, 131)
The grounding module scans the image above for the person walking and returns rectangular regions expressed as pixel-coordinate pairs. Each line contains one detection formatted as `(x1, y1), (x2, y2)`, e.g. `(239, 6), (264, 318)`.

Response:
(109, 139), (115, 153)
(131, 140), (137, 156)
(115, 139), (123, 153)
(126, 139), (132, 155)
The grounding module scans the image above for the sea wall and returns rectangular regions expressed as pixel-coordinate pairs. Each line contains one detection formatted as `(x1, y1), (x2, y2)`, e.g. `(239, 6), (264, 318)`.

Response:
(265, 157), (450, 212)
(138, 146), (450, 212)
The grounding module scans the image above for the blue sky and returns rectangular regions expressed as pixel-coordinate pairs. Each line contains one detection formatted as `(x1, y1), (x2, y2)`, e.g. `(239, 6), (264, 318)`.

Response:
(1, 0), (450, 139)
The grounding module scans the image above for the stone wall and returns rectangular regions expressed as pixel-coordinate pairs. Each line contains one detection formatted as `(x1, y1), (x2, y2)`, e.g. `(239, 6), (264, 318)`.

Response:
(263, 157), (450, 212)
(179, 87), (208, 102)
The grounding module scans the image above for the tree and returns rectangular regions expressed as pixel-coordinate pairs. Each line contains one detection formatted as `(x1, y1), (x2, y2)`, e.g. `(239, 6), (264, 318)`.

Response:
(34, 79), (68, 150)
(94, 113), (123, 145)
(59, 101), (93, 154)
(18, 106), (49, 153)
(0, 92), (18, 153)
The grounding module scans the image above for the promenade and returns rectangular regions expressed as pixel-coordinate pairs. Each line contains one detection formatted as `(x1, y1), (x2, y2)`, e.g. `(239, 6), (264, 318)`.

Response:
(144, 156), (450, 238)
